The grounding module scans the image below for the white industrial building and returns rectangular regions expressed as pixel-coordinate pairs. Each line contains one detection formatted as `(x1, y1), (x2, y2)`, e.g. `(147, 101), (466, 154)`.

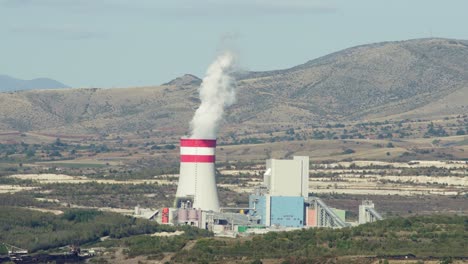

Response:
(263, 156), (309, 198)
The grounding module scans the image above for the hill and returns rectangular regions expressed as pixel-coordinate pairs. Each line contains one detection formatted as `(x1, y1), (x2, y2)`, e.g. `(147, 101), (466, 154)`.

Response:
(0, 38), (467, 135)
(234, 38), (468, 123)
(0, 74), (69, 92)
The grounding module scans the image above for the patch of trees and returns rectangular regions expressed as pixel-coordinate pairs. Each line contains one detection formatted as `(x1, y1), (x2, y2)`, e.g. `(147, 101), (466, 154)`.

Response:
(0, 139), (116, 164)
(123, 226), (212, 258)
(150, 144), (176, 150)
(40, 182), (176, 208)
(173, 215), (467, 263)
(0, 193), (47, 208)
(424, 123), (449, 138)
(0, 207), (167, 252)
(342, 148), (355, 154)
(85, 167), (179, 180)
(398, 167), (452, 176)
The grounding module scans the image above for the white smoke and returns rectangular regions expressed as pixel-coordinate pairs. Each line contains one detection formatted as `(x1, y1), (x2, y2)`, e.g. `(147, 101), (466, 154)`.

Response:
(190, 52), (236, 139)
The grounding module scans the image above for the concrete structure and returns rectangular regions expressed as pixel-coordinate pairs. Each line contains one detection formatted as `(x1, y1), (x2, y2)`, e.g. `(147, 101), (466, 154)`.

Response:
(264, 156), (309, 198)
(133, 205), (159, 220)
(331, 208), (346, 222)
(175, 138), (219, 212)
(307, 197), (349, 228)
(359, 200), (383, 224)
(249, 194), (268, 225)
(305, 206), (345, 227)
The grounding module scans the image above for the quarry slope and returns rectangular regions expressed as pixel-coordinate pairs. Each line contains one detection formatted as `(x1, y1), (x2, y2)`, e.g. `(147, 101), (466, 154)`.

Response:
(0, 38), (467, 135)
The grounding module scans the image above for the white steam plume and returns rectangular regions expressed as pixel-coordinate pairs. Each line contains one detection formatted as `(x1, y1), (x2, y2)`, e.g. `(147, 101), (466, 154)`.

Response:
(190, 52), (236, 139)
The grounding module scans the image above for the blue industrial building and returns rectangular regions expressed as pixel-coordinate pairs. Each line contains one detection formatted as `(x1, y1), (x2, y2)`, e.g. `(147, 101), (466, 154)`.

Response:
(249, 195), (305, 227)
(270, 196), (304, 227)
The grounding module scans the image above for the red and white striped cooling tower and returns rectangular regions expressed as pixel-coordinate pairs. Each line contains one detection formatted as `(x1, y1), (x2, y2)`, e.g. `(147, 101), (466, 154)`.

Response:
(175, 138), (220, 212)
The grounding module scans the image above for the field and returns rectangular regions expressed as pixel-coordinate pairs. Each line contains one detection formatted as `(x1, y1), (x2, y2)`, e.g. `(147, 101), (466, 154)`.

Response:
(0, 114), (467, 215)
(0, 159), (466, 219)
(0, 113), (467, 263)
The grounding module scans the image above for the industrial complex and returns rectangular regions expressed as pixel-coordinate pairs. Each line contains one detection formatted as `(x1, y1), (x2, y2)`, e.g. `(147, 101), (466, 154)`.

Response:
(135, 138), (384, 236)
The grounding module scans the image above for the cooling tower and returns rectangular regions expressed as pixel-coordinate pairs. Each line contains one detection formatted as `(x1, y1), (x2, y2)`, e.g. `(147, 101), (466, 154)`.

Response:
(175, 138), (220, 212)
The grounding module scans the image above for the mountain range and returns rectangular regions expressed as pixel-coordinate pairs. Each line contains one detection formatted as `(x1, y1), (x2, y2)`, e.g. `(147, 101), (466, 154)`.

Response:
(0, 38), (467, 135)
(0, 75), (69, 92)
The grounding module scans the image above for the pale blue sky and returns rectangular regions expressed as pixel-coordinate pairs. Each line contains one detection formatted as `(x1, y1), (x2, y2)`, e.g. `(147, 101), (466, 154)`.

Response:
(1, 0), (467, 88)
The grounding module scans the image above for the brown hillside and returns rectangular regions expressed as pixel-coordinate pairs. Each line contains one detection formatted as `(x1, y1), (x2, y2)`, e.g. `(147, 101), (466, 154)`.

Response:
(0, 38), (467, 136)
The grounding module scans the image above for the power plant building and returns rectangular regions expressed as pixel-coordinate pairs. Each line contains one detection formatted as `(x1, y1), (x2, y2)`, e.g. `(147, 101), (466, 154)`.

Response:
(153, 142), (383, 233)
(264, 156), (309, 198)
(250, 195), (305, 227)
(249, 156), (310, 227)
(270, 196), (305, 227)
(139, 57), (384, 232)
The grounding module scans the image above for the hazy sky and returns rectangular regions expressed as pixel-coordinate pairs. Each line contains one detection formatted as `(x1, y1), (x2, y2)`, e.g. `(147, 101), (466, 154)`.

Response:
(1, 0), (467, 88)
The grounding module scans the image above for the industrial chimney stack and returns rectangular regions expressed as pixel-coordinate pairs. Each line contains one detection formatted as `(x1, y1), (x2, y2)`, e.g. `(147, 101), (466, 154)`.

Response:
(175, 138), (220, 212)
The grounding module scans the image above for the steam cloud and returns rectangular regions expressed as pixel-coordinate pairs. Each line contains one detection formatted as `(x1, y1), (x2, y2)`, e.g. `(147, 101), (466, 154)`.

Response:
(190, 52), (236, 139)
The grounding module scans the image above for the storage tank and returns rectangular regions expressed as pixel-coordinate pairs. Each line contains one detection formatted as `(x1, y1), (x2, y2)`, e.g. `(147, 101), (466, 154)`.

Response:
(188, 209), (199, 221)
(175, 138), (219, 212)
(178, 209), (188, 223)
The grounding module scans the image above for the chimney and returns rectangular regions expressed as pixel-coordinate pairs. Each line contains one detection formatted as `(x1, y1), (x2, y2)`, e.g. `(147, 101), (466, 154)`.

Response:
(175, 138), (220, 212)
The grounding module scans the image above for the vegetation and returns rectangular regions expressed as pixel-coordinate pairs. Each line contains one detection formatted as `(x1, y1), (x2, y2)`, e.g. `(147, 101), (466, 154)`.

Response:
(0, 244), (7, 255)
(122, 226), (212, 257)
(0, 206), (214, 263)
(424, 123), (449, 137)
(0, 207), (165, 252)
(0, 207), (466, 263)
(172, 215), (467, 263)
(0, 114), (466, 180)
(38, 182), (176, 208)
(0, 193), (50, 208)
(0, 140), (115, 163)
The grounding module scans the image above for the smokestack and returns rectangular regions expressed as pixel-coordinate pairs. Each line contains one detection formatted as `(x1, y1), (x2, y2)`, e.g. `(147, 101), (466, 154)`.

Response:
(175, 52), (235, 213)
(175, 138), (219, 212)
